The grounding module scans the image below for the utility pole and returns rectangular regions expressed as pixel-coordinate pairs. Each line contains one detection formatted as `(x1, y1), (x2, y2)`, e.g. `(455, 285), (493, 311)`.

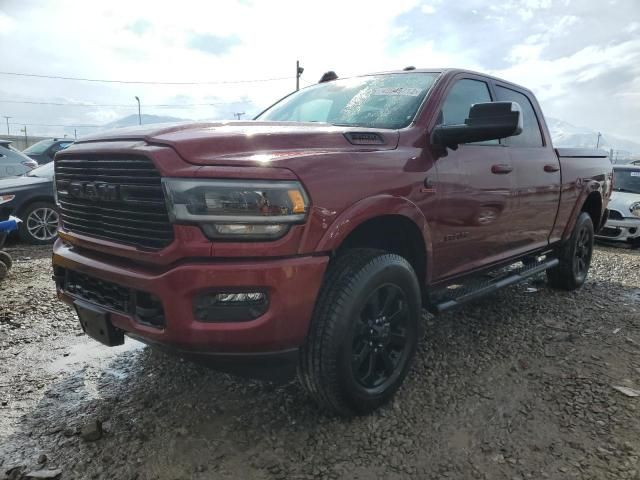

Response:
(20, 125), (27, 146)
(296, 60), (304, 91)
(596, 132), (602, 149)
(135, 96), (142, 125)
(233, 112), (245, 120)
(74, 128), (77, 140)
(3, 116), (10, 135)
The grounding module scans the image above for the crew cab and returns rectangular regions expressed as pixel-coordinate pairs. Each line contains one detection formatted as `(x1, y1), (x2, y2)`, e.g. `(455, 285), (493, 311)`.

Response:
(52, 68), (612, 415)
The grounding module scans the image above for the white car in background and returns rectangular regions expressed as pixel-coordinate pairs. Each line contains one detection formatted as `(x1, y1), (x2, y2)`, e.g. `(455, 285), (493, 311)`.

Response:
(597, 165), (640, 247)
(0, 140), (38, 178)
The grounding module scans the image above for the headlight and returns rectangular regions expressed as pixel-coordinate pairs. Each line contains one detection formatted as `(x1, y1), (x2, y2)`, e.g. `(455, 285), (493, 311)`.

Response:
(162, 178), (309, 240)
(0, 194), (15, 205)
(630, 202), (640, 218)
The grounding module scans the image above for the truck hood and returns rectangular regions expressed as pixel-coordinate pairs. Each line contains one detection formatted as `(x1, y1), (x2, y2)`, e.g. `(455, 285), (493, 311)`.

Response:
(76, 121), (400, 166)
(609, 191), (640, 214)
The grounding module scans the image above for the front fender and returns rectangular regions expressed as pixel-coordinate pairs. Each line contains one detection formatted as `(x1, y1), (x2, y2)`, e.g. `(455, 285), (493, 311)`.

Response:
(308, 195), (434, 281)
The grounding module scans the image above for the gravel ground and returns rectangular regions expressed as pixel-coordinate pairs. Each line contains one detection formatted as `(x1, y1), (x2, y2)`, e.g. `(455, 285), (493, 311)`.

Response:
(1, 242), (640, 480)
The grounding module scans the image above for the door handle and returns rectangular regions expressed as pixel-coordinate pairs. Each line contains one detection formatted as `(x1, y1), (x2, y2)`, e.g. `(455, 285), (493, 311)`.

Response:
(491, 164), (513, 174)
(544, 164), (560, 173)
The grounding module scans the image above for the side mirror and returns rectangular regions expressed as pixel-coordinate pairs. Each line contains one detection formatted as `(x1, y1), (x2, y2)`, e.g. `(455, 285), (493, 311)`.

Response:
(431, 101), (523, 150)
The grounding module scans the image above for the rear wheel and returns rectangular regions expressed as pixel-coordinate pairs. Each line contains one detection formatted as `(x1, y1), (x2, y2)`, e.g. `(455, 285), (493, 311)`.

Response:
(0, 251), (12, 270)
(298, 249), (421, 416)
(0, 261), (7, 281)
(547, 212), (594, 290)
(19, 202), (59, 245)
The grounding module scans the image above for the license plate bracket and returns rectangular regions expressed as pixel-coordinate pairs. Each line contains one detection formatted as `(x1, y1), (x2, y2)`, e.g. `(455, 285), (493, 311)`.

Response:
(74, 300), (124, 347)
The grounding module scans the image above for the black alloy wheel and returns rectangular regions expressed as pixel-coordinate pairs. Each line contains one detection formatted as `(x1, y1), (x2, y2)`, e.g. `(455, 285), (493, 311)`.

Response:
(351, 284), (411, 391)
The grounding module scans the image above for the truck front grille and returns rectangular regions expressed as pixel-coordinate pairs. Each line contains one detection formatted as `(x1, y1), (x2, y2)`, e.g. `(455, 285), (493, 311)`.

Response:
(55, 154), (174, 250)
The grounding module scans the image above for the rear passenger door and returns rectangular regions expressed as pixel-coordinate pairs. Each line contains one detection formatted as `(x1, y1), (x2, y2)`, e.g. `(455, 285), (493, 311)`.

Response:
(494, 84), (561, 253)
(431, 76), (516, 280)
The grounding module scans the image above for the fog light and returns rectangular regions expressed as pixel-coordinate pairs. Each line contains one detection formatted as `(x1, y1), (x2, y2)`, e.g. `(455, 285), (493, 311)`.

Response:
(194, 291), (268, 322)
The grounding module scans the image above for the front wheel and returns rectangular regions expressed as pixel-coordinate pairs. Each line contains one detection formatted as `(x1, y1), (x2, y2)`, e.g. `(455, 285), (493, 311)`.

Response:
(19, 201), (59, 245)
(298, 249), (421, 416)
(547, 212), (594, 290)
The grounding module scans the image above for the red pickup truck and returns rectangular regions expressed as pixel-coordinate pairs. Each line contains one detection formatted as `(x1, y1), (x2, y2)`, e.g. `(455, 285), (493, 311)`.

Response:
(52, 68), (612, 415)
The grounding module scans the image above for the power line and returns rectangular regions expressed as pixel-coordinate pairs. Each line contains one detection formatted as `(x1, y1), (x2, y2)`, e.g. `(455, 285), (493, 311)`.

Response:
(0, 99), (230, 108)
(0, 71), (292, 86)
(8, 122), (99, 128)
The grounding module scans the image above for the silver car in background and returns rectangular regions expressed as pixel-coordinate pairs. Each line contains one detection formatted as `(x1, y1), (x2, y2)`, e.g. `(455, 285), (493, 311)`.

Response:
(596, 165), (640, 247)
(0, 140), (38, 178)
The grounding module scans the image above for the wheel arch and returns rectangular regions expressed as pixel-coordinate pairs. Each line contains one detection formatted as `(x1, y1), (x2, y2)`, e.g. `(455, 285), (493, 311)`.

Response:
(315, 195), (433, 286)
(581, 191), (603, 231)
(561, 189), (604, 241)
(15, 195), (57, 217)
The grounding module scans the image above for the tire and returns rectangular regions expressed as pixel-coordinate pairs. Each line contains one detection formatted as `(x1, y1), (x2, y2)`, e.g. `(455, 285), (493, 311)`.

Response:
(18, 201), (59, 245)
(0, 251), (12, 270)
(298, 248), (421, 416)
(547, 212), (594, 290)
(0, 261), (7, 281)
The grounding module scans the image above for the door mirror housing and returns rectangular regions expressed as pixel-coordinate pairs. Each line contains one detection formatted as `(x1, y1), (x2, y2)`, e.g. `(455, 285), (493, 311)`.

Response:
(431, 101), (523, 150)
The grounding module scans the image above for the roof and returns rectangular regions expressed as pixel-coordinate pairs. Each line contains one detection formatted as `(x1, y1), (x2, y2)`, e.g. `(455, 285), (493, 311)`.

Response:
(361, 67), (534, 96)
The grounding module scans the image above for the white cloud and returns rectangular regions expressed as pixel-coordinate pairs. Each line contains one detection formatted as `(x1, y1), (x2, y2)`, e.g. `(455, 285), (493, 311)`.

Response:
(0, 0), (638, 144)
(0, 11), (17, 33)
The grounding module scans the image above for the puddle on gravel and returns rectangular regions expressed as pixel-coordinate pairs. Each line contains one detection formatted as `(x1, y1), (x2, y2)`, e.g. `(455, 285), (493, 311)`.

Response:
(620, 289), (640, 305)
(47, 337), (145, 376)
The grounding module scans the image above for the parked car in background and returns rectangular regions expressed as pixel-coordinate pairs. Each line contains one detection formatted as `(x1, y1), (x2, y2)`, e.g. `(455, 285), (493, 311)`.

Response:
(0, 162), (57, 244)
(23, 138), (74, 165)
(0, 140), (38, 178)
(596, 164), (640, 247)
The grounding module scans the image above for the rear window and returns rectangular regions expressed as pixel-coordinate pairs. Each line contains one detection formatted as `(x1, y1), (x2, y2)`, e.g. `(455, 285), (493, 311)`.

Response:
(23, 139), (56, 155)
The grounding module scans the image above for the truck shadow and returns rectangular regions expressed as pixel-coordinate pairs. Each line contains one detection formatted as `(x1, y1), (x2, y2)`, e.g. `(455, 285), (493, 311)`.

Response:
(3, 251), (640, 479)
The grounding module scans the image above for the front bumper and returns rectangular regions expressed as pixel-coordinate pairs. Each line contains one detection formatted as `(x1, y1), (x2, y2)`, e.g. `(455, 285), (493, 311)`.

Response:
(596, 218), (640, 243)
(53, 240), (329, 355)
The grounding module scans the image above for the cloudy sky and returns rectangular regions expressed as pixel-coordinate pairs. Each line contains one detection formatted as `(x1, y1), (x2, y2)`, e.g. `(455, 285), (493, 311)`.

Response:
(0, 0), (638, 142)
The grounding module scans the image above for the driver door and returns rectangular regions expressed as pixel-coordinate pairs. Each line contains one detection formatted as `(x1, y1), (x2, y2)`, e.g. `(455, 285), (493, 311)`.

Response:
(431, 77), (517, 280)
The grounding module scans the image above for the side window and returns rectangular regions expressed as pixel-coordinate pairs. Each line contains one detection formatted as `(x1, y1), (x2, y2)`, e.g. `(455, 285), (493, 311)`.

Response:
(495, 86), (543, 147)
(439, 79), (497, 145)
(439, 79), (492, 125)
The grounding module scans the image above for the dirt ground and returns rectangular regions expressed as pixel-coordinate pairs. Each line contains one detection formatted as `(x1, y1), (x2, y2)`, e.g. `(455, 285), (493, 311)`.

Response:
(1, 242), (639, 480)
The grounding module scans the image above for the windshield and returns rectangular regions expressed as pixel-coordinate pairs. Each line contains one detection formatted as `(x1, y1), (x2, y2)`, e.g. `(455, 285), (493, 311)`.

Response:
(23, 139), (56, 155)
(613, 169), (640, 194)
(25, 161), (54, 179)
(257, 72), (439, 129)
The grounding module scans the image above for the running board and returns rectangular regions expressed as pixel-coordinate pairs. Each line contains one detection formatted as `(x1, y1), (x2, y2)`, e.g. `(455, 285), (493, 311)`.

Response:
(429, 258), (559, 313)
